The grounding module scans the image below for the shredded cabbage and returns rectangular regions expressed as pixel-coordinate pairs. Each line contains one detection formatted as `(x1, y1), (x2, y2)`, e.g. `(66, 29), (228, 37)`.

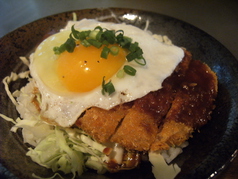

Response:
(149, 151), (181, 179)
(26, 127), (107, 178)
(1, 69), (108, 179)
(160, 142), (188, 164)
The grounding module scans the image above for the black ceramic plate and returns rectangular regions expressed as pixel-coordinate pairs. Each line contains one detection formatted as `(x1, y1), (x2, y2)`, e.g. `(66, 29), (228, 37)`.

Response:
(0, 8), (238, 179)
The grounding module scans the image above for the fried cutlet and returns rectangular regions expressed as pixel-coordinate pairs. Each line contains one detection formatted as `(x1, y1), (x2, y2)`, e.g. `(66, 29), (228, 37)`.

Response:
(110, 104), (159, 151)
(75, 103), (132, 143)
(110, 50), (193, 151)
(75, 50), (217, 152)
(151, 59), (218, 151)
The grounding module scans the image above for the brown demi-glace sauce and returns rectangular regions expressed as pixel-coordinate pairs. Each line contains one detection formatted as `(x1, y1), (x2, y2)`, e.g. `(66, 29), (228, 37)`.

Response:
(135, 50), (217, 130)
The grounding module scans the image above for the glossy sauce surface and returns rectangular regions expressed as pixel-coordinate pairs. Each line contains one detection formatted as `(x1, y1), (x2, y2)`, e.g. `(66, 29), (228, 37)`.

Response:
(134, 51), (217, 129)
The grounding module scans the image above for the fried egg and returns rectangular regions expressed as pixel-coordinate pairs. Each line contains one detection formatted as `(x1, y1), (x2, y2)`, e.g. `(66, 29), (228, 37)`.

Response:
(29, 19), (184, 127)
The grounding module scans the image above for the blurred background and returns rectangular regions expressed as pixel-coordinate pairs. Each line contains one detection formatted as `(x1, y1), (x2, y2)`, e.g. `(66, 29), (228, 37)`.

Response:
(0, 0), (237, 178)
(1, 0), (238, 61)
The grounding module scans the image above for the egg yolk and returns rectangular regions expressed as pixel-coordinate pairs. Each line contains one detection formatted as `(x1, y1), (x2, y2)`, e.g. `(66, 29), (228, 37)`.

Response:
(57, 44), (126, 92)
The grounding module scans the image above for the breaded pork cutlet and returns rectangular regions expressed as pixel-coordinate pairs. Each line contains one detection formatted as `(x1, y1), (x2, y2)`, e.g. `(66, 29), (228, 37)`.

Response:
(110, 50), (193, 151)
(75, 103), (132, 143)
(75, 50), (218, 153)
(151, 59), (218, 151)
(110, 104), (159, 151)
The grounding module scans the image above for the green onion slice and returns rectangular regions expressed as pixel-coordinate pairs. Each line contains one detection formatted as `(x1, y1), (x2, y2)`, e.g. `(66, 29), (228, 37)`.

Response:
(115, 29), (124, 35)
(101, 30), (116, 44)
(110, 46), (119, 56)
(126, 52), (137, 62)
(64, 38), (76, 53)
(101, 76), (115, 95)
(81, 39), (91, 47)
(87, 39), (102, 48)
(101, 46), (110, 59)
(123, 65), (137, 76)
(71, 25), (80, 39)
(89, 30), (99, 39)
(129, 42), (139, 52)
(53, 38), (76, 54)
(94, 26), (103, 31)
(96, 31), (103, 41)
(116, 69), (125, 78)
(134, 57), (146, 66)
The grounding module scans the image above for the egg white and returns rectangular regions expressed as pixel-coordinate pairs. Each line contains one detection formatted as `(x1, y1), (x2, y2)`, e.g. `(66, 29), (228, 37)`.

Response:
(29, 19), (184, 127)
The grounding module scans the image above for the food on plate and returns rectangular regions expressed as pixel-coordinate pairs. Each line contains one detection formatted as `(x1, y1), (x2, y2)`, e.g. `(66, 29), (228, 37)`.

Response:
(1, 18), (217, 179)
(29, 19), (184, 127)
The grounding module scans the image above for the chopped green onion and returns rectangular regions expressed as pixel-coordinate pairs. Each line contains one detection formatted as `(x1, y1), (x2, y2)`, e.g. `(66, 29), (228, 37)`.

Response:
(115, 33), (124, 43)
(71, 25), (81, 39)
(94, 26), (103, 31)
(53, 25), (148, 95)
(115, 30), (124, 35)
(101, 46), (110, 59)
(126, 47), (144, 62)
(110, 46), (119, 56)
(102, 30), (116, 44)
(129, 42), (139, 52)
(134, 57), (146, 66)
(53, 45), (65, 55)
(69, 33), (74, 40)
(81, 39), (91, 47)
(71, 25), (91, 40)
(101, 77), (115, 95)
(116, 69), (125, 78)
(80, 30), (91, 40)
(96, 31), (103, 41)
(87, 39), (102, 48)
(53, 38), (76, 54)
(89, 30), (99, 39)
(102, 40), (109, 46)
(126, 52), (137, 62)
(123, 65), (137, 76)
(117, 35), (132, 48)
(53, 47), (60, 55)
(54, 25), (146, 64)
(64, 38), (76, 53)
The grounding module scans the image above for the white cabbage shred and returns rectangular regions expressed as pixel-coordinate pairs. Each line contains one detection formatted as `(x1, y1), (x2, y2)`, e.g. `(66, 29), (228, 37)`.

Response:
(1, 64), (108, 179)
(26, 127), (107, 178)
(149, 151), (181, 179)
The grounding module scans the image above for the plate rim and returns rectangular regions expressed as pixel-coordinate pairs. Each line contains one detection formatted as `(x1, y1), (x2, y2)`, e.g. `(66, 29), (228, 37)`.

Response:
(0, 7), (238, 179)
